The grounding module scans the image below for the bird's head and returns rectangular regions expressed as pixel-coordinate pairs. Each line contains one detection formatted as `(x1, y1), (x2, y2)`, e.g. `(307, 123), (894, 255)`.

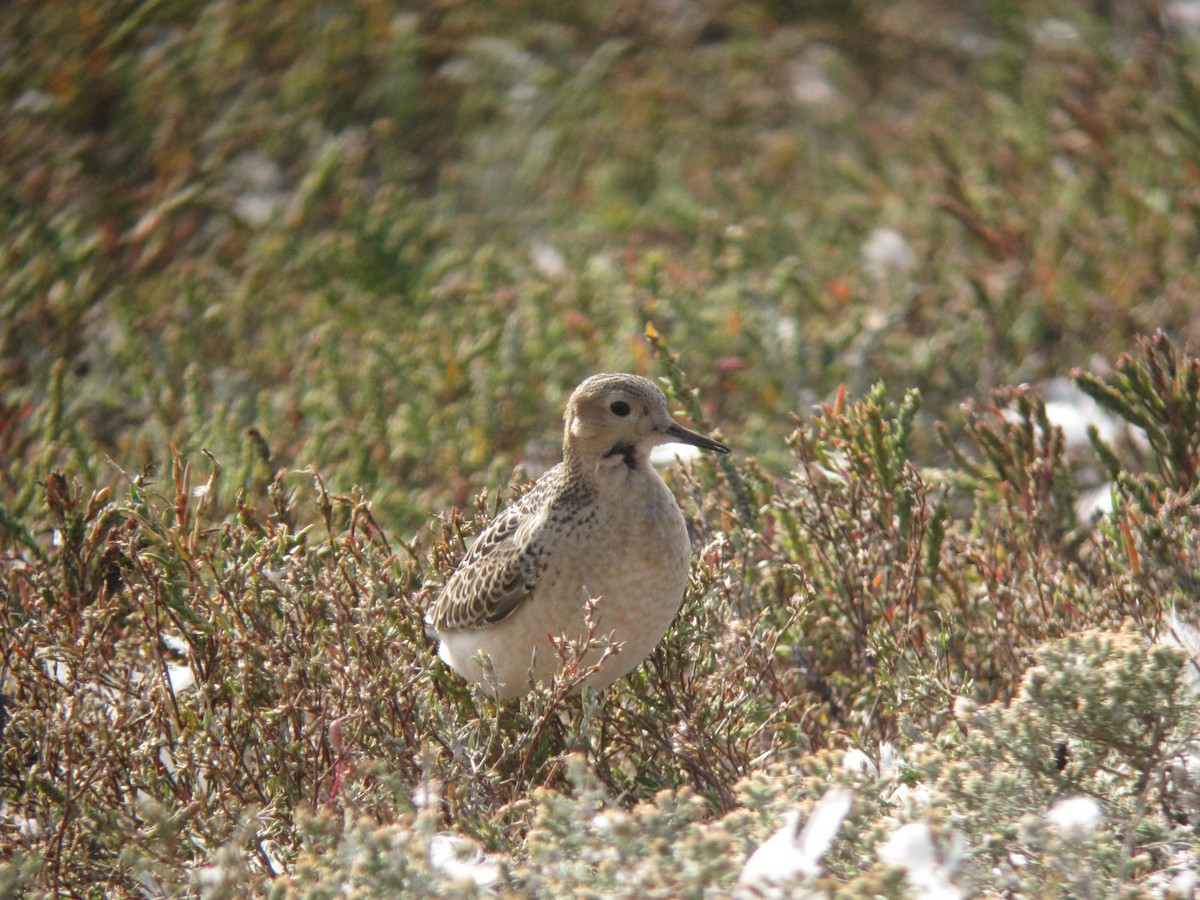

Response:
(562, 373), (729, 470)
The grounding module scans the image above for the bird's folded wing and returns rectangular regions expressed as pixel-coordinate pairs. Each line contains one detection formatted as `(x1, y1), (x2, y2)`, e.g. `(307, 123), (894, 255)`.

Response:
(430, 504), (547, 631)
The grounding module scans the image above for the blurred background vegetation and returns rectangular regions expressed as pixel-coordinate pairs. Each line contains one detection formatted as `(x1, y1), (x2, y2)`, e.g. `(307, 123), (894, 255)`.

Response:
(4, 0), (1200, 895)
(5, 0), (1199, 532)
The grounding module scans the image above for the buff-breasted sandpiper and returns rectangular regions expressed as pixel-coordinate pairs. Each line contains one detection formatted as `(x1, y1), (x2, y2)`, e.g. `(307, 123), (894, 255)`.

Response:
(428, 373), (729, 699)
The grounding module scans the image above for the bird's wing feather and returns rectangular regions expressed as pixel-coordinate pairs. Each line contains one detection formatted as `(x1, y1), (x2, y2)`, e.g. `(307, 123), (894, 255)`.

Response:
(430, 482), (555, 631)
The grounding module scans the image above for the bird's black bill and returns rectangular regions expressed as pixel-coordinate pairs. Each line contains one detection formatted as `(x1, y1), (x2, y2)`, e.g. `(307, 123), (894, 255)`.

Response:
(665, 423), (730, 453)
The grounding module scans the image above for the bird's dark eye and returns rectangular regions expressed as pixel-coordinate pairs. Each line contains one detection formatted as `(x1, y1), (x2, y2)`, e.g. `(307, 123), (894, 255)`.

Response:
(610, 400), (631, 417)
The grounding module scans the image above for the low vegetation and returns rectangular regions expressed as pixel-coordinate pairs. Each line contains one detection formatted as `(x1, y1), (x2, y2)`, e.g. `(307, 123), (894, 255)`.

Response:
(3, 1), (1200, 895)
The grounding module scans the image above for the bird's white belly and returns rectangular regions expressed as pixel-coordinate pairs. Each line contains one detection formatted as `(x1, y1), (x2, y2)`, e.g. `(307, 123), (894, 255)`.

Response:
(438, 477), (691, 699)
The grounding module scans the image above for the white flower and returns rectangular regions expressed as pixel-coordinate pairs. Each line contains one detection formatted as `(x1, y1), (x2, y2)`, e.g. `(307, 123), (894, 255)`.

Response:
(787, 45), (843, 110)
(773, 313), (798, 344)
(530, 240), (566, 279)
(167, 663), (196, 693)
(1166, 1), (1200, 34)
(161, 632), (190, 655)
(1168, 867), (1199, 898)
(428, 834), (500, 888)
(861, 228), (916, 281)
(1046, 796), (1104, 837)
(135, 870), (163, 896)
(1, 802), (41, 837)
(843, 748), (873, 775)
(230, 154), (285, 227)
(650, 442), (703, 467)
(40, 654), (71, 686)
(1040, 378), (1125, 447)
(1031, 18), (1081, 48)
(412, 780), (440, 811)
(1076, 483), (1115, 521)
(13, 90), (55, 113)
(952, 696), (978, 718)
(738, 789), (853, 887)
(878, 822), (964, 900)
(1161, 609), (1200, 695)
(842, 742), (898, 780)
(890, 782), (933, 817)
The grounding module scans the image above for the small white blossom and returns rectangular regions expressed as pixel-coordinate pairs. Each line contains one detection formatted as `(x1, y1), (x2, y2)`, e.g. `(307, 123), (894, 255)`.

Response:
(428, 834), (500, 888)
(1, 802), (40, 837)
(135, 871), (163, 896)
(41, 655), (71, 686)
(650, 442), (703, 467)
(1031, 18), (1081, 48)
(788, 45), (842, 109)
(1168, 867), (1199, 898)
(530, 240), (566, 279)
(1166, 1), (1200, 34)
(1040, 378), (1125, 447)
(952, 696), (978, 718)
(738, 789), (853, 887)
(879, 743), (900, 778)
(412, 782), (439, 810)
(1162, 610), (1200, 695)
(167, 663), (196, 693)
(591, 809), (629, 834)
(1076, 483), (1115, 521)
(843, 742), (898, 780)
(161, 631), (190, 655)
(878, 822), (964, 900)
(262, 564), (290, 587)
(843, 748), (873, 775)
(773, 313), (798, 344)
(13, 90), (55, 113)
(230, 154), (285, 227)
(890, 782), (934, 816)
(861, 228), (916, 281)
(1046, 796), (1104, 837)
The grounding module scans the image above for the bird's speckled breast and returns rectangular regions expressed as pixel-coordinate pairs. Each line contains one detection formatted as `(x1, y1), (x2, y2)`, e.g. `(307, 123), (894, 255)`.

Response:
(437, 465), (693, 698)
(554, 465), (691, 664)
(583, 469), (689, 594)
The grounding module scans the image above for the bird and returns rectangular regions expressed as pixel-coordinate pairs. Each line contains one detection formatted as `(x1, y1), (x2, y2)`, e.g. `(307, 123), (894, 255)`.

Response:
(428, 373), (730, 700)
